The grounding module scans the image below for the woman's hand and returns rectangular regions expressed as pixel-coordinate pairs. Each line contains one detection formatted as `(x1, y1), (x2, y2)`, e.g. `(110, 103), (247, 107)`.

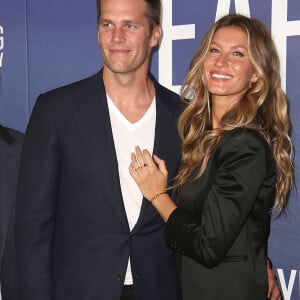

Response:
(129, 146), (177, 222)
(129, 146), (167, 201)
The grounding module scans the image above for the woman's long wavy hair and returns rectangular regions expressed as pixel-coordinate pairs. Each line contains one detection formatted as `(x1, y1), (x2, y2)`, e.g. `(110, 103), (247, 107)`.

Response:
(175, 14), (293, 212)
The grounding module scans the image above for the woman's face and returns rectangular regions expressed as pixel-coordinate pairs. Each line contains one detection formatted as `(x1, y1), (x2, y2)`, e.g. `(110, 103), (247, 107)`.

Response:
(203, 26), (258, 104)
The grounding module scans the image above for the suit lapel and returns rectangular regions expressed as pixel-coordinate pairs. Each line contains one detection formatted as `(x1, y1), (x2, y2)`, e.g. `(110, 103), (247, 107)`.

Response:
(132, 80), (176, 232)
(153, 87), (174, 160)
(68, 71), (129, 228)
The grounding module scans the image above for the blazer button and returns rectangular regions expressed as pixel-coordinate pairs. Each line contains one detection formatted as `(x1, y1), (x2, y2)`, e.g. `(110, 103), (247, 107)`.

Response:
(117, 273), (124, 280)
(129, 235), (136, 240)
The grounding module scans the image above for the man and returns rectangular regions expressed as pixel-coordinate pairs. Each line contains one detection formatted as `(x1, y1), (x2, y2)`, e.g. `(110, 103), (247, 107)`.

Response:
(16, 0), (182, 299)
(0, 124), (23, 300)
(16, 0), (281, 299)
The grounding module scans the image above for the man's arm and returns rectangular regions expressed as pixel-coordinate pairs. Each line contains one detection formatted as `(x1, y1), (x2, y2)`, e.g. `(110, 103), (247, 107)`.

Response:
(16, 95), (59, 300)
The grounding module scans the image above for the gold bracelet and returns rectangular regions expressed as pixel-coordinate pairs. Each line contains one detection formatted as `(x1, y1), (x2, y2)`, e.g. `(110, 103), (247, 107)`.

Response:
(150, 191), (167, 202)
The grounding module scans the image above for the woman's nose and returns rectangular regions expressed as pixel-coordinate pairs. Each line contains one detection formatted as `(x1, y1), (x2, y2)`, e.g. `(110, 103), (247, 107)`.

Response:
(215, 53), (229, 67)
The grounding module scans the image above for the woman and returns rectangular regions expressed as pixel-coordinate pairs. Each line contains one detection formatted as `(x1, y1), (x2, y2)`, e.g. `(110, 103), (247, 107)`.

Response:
(129, 14), (293, 299)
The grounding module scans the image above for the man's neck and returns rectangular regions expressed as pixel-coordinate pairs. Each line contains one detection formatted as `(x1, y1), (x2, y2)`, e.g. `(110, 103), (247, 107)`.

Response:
(103, 67), (155, 123)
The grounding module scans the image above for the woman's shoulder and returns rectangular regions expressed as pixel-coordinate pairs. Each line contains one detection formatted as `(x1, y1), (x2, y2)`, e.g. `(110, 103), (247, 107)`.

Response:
(221, 127), (269, 149)
(211, 128), (275, 177)
(215, 127), (271, 160)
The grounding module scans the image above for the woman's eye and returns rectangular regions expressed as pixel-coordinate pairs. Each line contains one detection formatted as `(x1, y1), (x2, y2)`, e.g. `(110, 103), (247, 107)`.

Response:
(233, 51), (244, 57)
(209, 48), (219, 53)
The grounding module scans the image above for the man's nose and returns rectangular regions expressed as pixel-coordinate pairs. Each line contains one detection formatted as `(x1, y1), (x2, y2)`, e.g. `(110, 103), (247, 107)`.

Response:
(112, 27), (126, 44)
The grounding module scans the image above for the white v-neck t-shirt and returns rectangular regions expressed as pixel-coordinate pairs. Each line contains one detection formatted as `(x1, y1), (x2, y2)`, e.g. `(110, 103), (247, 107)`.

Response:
(107, 95), (156, 285)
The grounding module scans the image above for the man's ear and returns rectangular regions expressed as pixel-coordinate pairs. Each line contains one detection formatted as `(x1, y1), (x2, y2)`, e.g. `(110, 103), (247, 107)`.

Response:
(150, 25), (162, 47)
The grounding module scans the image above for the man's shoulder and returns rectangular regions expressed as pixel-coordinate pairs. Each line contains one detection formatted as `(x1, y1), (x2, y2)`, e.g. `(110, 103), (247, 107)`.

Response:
(158, 84), (180, 100)
(151, 76), (184, 112)
(32, 71), (103, 114)
(0, 124), (24, 145)
(152, 76), (180, 100)
(42, 71), (102, 100)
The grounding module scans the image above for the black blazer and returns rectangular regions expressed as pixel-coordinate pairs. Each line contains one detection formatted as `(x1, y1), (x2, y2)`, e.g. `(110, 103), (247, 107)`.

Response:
(16, 70), (183, 300)
(166, 128), (275, 300)
(0, 125), (23, 300)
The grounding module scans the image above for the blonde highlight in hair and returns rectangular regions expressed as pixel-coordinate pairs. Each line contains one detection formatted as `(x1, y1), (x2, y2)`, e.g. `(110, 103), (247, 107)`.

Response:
(175, 14), (293, 212)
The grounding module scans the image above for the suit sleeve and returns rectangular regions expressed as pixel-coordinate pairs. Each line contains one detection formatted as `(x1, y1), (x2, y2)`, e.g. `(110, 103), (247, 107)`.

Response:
(16, 95), (59, 300)
(165, 131), (270, 268)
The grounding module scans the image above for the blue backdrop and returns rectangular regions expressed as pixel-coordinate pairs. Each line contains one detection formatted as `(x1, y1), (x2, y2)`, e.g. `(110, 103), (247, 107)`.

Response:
(0, 1), (299, 299)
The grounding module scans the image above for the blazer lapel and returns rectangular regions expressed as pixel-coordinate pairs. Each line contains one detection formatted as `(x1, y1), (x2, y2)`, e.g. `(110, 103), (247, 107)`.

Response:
(132, 79), (178, 232)
(68, 71), (129, 228)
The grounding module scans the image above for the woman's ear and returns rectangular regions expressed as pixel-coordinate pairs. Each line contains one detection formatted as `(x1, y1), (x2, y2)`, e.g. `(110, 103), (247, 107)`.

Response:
(251, 73), (259, 84)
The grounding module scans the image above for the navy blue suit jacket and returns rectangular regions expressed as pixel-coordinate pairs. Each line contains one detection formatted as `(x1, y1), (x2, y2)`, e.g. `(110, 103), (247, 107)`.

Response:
(0, 125), (23, 300)
(16, 70), (183, 300)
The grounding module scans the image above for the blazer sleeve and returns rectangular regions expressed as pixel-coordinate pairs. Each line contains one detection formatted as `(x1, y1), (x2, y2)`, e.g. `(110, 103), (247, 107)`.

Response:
(16, 94), (59, 300)
(165, 130), (271, 268)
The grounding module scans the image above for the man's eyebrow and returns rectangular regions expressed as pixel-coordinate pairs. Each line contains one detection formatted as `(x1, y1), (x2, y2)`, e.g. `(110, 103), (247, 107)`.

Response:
(100, 15), (145, 24)
(99, 17), (111, 23)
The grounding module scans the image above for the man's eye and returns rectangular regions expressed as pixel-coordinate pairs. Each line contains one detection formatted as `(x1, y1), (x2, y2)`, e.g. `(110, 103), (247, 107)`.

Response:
(126, 24), (137, 30)
(102, 23), (112, 28)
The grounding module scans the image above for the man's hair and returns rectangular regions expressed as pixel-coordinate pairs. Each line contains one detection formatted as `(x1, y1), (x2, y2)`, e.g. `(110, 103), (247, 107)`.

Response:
(96, 0), (161, 30)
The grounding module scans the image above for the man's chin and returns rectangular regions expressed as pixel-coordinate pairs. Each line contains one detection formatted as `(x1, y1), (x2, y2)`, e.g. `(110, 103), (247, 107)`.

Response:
(106, 64), (130, 74)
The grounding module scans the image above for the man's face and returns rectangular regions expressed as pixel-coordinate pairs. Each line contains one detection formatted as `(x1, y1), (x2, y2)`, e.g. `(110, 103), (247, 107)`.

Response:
(98, 0), (160, 76)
